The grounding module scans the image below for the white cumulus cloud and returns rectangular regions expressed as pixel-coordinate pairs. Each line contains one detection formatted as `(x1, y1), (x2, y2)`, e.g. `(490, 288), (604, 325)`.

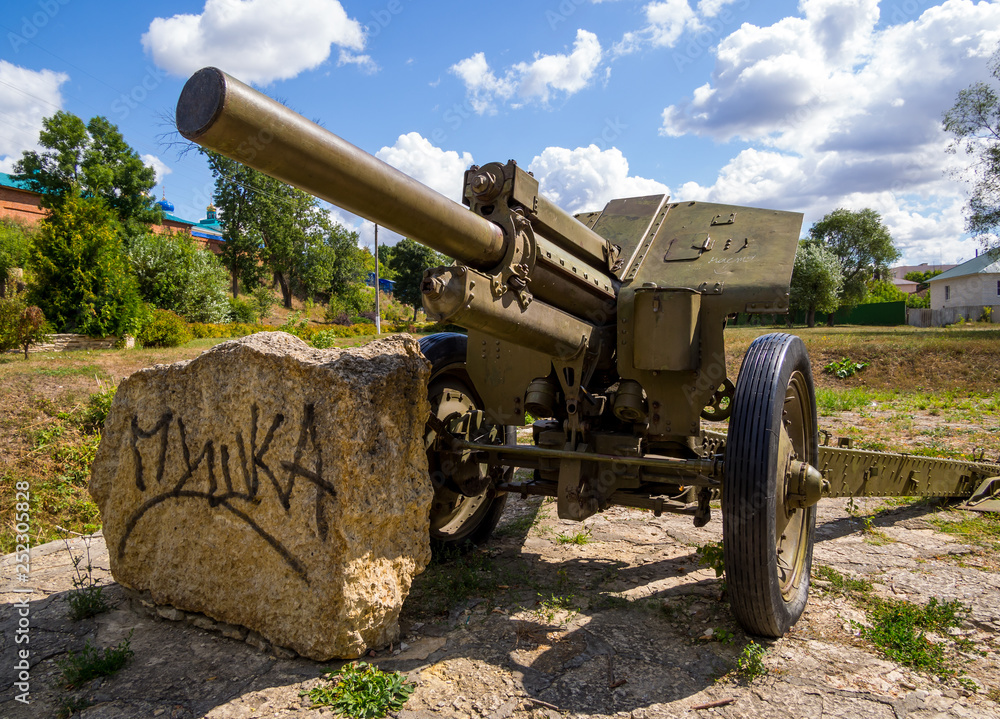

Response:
(143, 0), (366, 84)
(142, 154), (172, 184)
(374, 132), (473, 204)
(0, 62), (67, 172)
(661, 0), (1000, 263)
(528, 145), (670, 214)
(451, 29), (603, 114)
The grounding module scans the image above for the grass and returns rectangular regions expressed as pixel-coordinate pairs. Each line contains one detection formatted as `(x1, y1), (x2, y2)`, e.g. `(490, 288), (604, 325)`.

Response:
(556, 527), (593, 545)
(929, 511), (1000, 550)
(812, 565), (873, 595)
(853, 598), (970, 677)
(407, 546), (510, 616)
(58, 634), (134, 689)
(303, 662), (414, 718)
(62, 532), (110, 621)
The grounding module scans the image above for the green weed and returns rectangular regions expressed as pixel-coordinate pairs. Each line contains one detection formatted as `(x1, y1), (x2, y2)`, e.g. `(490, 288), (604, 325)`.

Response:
(812, 565), (873, 595)
(854, 597), (970, 677)
(824, 357), (869, 379)
(58, 634), (134, 689)
(930, 511), (1000, 549)
(696, 541), (725, 578)
(862, 516), (893, 546)
(61, 531), (110, 621)
(736, 642), (768, 681)
(556, 527), (592, 545)
(536, 593), (578, 623)
(303, 662), (414, 718)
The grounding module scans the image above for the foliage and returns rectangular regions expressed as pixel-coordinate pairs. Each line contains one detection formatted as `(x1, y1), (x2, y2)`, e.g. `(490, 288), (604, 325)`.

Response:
(854, 598), (970, 676)
(0, 218), (35, 292)
(386, 238), (449, 316)
(813, 565), (873, 595)
(904, 269), (944, 289)
(944, 44), (1000, 246)
(863, 279), (907, 304)
(13, 111), (159, 229)
(187, 321), (267, 339)
(325, 283), (374, 323)
(204, 150), (364, 307)
(249, 284), (277, 322)
(138, 309), (192, 348)
(303, 662), (414, 718)
(311, 324), (379, 348)
(29, 195), (147, 337)
(736, 642), (768, 681)
(808, 208), (900, 310)
(790, 241), (843, 326)
(79, 380), (117, 434)
(128, 232), (230, 323)
(696, 541), (725, 578)
(556, 527), (592, 545)
(63, 532), (110, 621)
(0, 290), (51, 358)
(823, 357), (869, 378)
(58, 634), (134, 689)
(227, 295), (259, 324)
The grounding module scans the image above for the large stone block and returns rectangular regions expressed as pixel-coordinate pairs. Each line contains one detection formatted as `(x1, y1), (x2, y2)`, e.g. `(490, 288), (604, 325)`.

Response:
(89, 332), (432, 660)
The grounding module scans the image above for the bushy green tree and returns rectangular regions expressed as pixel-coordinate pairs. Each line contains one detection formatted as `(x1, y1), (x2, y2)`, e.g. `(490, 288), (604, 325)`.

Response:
(789, 242), (843, 327)
(128, 232), (230, 323)
(808, 208), (900, 320)
(204, 150), (363, 307)
(863, 279), (908, 304)
(13, 111), (159, 229)
(944, 44), (1000, 246)
(30, 195), (147, 337)
(386, 238), (449, 320)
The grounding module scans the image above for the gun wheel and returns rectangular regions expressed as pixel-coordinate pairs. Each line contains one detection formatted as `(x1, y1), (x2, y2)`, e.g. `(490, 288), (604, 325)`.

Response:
(723, 333), (818, 637)
(420, 333), (509, 550)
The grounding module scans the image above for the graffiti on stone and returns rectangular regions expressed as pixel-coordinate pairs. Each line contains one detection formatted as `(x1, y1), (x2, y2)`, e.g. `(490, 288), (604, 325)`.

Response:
(118, 402), (334, 583)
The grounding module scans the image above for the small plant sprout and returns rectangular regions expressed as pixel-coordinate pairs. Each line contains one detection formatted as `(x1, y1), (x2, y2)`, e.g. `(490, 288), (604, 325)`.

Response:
(304, 662), (414, 718)
(696, 541), (725, 578)
(58, 527), (110, 620)
(736, 641), (768, 681)
(58, 632), (134, 688)
(556, 526), (592, 545)
(824, 357), (869, 379)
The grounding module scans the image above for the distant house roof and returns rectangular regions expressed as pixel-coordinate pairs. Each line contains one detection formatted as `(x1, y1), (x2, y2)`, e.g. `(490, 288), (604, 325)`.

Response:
(928, 251), (1000, 282)
(0, 172), (35, 192)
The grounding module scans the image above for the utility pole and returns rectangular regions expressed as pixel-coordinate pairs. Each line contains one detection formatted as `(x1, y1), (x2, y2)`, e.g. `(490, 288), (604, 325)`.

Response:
(374, 224), (382, 335)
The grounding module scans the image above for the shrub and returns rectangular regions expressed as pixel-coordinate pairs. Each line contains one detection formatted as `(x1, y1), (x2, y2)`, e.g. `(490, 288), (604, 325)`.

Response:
(0, 291), (51, 358)
(0, 217), (34, 294)
(227, 295), (258, 324)
(138, 309), (192, 347)
(311, 324), (378, 348)
(30, 196), (147, 337)
(128, 232), (231, 323)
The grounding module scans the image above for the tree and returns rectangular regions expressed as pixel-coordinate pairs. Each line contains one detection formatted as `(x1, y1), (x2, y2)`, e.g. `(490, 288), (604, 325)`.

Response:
(789, 242), (843, 327)
(903, 269), (943, 291)
(0, 291), (49, 358)
(13, 111), (159, 229)
(944, 44), (1000, 246)
(127, 232), (231, 323)
(0, 218), (35, 296)
(204, 150), (363, 307)
(30, 195), (147, 337)
(807, 208), (900, 320)
(386, 238), (449, 320)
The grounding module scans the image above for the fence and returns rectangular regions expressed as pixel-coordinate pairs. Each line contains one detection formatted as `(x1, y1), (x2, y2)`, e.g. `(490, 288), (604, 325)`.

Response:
(907, 305), (999, 327)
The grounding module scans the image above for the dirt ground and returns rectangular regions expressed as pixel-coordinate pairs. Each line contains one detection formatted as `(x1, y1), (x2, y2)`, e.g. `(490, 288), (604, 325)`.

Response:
(3, 491), (999, 719)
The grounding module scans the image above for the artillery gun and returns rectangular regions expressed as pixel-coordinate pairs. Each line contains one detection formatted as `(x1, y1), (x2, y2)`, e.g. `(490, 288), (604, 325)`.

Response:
(176, 67), (1000, 639)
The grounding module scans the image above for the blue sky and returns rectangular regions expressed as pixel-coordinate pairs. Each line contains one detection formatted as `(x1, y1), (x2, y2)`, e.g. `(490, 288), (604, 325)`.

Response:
(1, 0), (998, 264)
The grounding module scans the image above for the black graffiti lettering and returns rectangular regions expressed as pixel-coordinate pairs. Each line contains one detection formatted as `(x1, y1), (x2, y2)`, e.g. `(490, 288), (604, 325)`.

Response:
(130, 412), (172, 491)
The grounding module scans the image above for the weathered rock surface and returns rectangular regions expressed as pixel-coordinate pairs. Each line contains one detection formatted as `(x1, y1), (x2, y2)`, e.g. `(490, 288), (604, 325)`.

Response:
(88, 332), (432, 660)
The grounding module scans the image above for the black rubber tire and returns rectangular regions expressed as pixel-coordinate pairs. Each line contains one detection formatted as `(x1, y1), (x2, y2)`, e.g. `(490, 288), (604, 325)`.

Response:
(723, 333), (818, 637)
(420, 333), (510, 549)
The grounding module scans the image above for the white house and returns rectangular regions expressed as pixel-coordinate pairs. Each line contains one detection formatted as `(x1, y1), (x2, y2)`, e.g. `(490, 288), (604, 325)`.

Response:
(927, 251), (1000, 310)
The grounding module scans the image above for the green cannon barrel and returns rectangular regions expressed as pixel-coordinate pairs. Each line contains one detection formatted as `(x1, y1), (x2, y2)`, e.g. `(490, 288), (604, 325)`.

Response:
(176, 67), (617, 322)
(176, 67), (506, 269)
